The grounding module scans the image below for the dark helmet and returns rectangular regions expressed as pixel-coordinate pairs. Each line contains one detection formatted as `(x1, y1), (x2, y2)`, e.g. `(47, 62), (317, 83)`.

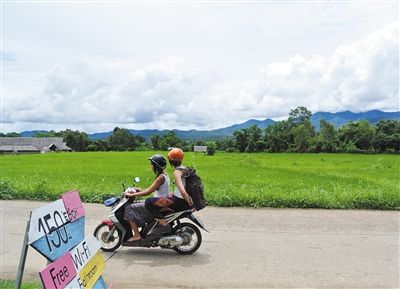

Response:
(148, 154), (167, 170)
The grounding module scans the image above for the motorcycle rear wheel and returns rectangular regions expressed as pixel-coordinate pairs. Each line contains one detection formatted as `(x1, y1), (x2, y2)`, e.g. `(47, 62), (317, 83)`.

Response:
(172, 222), (202, 255)
(94, 223), (122, 252)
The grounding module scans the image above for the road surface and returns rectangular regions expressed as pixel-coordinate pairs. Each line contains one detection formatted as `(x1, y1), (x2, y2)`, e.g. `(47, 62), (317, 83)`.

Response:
(1, 200), (399, 288)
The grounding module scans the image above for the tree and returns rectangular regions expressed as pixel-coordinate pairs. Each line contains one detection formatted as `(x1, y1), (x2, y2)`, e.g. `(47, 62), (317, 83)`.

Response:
(109, 127), (138, 151)
(288, 106), (312, 127)
(59, 130), (90, 151)
(206, 141), (217, 155)
(150, 135), (162, 150)
(318, 119), (337, 152)
(373, 120), (400, 152)
(34, 130), (58, 137)
(216, 138), (236, 152)
(233, 129), (248, 152)
(245, 125), (263, 152)
(87, 139), (109, 151)
(338, 120), (375, 152)
(159, 131), (182, 150)
(265, 120), (291, 152)
(291, 120), (314, 152)
(1, 132), (21, 137)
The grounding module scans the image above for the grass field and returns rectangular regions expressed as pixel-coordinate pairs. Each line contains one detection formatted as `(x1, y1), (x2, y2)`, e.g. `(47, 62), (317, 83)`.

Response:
(0, 152), (399, 210)
(0, 280), (41, 289)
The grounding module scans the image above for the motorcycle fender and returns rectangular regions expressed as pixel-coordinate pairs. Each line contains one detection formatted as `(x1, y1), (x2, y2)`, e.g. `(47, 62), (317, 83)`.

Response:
(102, 219), (114, 228)
(188, 214), (209, 233)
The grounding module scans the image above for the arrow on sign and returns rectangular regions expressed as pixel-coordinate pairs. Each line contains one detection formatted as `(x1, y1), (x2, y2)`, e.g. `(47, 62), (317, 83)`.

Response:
(31, 217), (85, 262)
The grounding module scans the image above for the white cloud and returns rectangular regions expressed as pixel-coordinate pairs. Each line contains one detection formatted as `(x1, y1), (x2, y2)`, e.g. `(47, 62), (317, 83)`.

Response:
(3, 56), (218, 131)
(1, 2), (399, 133)
(234, 21), (399, 118)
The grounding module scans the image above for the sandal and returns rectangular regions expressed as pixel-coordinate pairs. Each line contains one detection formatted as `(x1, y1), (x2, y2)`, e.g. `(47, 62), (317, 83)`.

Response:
(127, 237), (141, 242)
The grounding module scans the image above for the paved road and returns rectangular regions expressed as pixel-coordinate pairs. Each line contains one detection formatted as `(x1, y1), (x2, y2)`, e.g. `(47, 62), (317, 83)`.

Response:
(1, 200), (399, 289)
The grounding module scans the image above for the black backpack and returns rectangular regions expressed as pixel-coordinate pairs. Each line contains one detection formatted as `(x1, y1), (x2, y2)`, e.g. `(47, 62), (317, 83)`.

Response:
(178, 167), (206, 211)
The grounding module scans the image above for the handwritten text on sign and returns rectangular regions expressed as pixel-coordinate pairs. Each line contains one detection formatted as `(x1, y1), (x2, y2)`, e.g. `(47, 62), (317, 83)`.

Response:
(70, 235), (101, 272)
(33, 191), (108, 289)
(66, 251), (105, 289)
(29, 191), (84, 244)
(61, 190), (85, 222)
(31, 217), (85, 262)
(29, 200), (69, 244)
(39, 252), (77, 289)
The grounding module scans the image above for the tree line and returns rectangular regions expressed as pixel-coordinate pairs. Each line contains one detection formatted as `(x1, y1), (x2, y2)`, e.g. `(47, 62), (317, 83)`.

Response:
(0, 127), (216, 153)
(1, 106), (399, 153)
(217, 107), (400, 153)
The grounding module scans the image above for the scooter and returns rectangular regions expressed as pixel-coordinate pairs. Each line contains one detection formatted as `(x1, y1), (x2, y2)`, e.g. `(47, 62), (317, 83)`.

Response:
(93, 178), (208, 255)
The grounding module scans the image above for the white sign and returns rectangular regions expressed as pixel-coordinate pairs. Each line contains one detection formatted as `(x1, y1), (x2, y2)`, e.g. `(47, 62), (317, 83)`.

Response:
(194, 146), (207, 152)
(65, 251), (106, 289)
(70, 235), (101, 272)
(29, 199), (70, 244)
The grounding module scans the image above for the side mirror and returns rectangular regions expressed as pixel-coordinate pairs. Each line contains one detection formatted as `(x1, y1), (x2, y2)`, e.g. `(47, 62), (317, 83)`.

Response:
(133, 177), (140, 184)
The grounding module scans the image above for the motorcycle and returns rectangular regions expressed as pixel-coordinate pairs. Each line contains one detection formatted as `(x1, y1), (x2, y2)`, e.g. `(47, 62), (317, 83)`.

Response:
(93, 178), (208, 255)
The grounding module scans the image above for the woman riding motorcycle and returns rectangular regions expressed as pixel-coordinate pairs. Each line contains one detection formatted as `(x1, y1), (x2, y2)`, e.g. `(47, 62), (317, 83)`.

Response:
(123, 154), (171, 242)
(145, 148), (194, 221)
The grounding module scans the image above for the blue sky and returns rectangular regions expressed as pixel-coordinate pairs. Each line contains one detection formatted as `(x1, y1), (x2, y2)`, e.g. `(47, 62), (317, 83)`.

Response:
(1, 0), (399, 133)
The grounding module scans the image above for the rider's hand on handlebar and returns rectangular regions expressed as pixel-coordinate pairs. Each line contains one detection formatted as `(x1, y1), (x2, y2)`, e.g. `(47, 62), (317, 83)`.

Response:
(123, 191), (134, 198)
(124, 187), (137, 198)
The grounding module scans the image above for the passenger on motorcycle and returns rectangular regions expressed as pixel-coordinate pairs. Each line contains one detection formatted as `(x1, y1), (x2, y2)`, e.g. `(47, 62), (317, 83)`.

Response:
(145, 148), (194, 221)
(123, 154), (171, 242)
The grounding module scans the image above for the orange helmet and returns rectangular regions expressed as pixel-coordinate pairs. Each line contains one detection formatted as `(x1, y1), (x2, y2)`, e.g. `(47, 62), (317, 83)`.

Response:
(168, 147), (184, 162)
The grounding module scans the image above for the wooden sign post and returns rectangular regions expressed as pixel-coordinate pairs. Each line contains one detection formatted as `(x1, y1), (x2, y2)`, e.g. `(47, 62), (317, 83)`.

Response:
(15, 191), (110, 289)
(15, 217), (31, 289)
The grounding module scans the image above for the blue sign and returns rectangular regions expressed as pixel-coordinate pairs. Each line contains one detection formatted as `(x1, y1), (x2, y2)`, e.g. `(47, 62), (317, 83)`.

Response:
(93, 277), (107, 289)
(31, 217), (85, 261)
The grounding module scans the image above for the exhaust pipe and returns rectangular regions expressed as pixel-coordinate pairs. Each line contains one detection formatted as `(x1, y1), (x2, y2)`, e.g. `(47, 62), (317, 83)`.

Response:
(158, 235), (184, 247)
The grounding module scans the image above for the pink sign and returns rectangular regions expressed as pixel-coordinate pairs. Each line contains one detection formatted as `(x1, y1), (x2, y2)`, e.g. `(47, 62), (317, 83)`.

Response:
(61, 190), (85, 222)
(39, 252), (77, 289)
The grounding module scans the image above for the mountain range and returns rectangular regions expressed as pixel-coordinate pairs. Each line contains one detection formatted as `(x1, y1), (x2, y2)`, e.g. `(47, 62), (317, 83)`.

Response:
(19, 110), (399, 140)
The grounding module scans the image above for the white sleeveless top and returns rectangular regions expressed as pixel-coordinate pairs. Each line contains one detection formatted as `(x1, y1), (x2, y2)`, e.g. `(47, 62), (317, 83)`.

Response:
(173, 166), (186, 199)
(154, 173), (170, 198)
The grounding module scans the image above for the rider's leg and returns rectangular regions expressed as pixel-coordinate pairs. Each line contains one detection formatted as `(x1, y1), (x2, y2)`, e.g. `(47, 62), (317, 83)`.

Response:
(145, 198), (172, 229)
(127, 220), (141, 241)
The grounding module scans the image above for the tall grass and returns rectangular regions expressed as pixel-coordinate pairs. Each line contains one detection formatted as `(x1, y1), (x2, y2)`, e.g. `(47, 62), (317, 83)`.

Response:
(1, 152), (399, 209)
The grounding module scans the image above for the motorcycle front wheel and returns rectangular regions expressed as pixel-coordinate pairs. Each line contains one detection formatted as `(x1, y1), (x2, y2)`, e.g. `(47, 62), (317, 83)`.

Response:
(172, 222), (202, 255)
(94, 223), (122, 252)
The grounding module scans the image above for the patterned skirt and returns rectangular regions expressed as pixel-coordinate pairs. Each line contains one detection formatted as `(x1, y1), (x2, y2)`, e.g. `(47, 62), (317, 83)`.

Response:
(123, 201), (154, 227)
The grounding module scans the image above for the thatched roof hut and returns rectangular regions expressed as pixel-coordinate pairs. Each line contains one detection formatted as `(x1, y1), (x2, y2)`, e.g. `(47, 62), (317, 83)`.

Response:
(0, 137), (72, 154)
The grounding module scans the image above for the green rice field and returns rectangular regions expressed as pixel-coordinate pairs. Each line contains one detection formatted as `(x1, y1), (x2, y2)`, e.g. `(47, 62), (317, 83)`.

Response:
(1, 152), (399, 210)
(0, 280), (41, 289)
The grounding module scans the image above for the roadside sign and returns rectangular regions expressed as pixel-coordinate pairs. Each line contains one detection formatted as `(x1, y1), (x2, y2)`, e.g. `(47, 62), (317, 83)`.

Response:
(70, 235), (101, 272)
(30, 217), (85, 261)
(92, 277), (107, 289)
(78, 251), (106, 289)
(17, 190), (110, 289)
(66, 251), (106, 289)
(39, 252), (77, 289)
(61, 190), (85, 222)
(28, 199), (69, 244)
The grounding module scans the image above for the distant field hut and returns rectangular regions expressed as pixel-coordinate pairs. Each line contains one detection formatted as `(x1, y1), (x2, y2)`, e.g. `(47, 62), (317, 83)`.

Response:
(0, 137), (72, 154)
(193, 145), (207, 153)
